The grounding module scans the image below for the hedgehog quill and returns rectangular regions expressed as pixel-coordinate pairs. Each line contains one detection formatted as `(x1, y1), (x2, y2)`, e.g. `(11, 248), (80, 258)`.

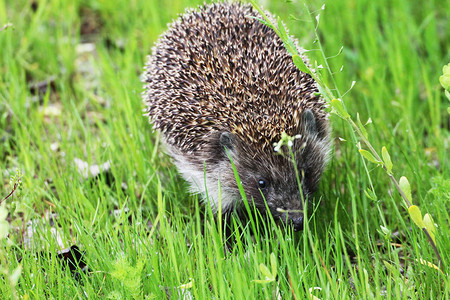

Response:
(143, 2), (331, 231)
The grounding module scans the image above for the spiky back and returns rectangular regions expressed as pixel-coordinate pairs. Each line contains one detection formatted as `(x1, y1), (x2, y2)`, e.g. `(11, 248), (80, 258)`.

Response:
(143, 2), (327, 154)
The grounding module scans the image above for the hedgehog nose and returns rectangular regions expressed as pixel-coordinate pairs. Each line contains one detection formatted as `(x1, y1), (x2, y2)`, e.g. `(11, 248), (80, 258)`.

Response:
(291, 216), (304, 231)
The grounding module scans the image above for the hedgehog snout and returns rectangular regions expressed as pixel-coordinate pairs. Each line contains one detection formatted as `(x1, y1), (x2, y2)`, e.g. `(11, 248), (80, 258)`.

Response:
(290, 216), (304, 232)
(273, 192), (308, 231)
(278, 212), (304, 232)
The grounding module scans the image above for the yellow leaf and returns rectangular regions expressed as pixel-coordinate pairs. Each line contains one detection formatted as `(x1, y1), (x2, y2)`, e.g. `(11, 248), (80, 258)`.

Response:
(178, 280), (193, 289)
(416, 258), (444, 275)
(408, 205), (424, 228)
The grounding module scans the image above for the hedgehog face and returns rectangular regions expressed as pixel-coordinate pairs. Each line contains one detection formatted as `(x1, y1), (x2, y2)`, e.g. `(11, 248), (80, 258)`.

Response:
(242, 167), (309, 232)
(219, 110), (330, 231)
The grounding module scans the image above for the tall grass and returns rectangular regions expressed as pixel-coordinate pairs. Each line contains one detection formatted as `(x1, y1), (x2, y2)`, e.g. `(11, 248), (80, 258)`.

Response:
(0, 0), (448, 298)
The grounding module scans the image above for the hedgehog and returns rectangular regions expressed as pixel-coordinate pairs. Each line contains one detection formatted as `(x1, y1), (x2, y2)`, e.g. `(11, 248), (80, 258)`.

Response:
(143, 2), (331, 231)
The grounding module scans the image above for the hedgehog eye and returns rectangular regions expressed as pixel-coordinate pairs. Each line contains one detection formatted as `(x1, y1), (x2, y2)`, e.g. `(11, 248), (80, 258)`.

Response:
(258, 178), (269, 190)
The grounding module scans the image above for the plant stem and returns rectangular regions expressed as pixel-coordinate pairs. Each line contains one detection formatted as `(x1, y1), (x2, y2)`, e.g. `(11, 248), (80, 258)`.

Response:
(1, 182), (19, 204)
(348, 115), (443, 268)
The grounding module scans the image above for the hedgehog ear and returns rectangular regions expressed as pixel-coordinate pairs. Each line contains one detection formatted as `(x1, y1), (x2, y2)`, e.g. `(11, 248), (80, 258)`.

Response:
(219, 132), (235, 152)
(301, 109), (317, 136)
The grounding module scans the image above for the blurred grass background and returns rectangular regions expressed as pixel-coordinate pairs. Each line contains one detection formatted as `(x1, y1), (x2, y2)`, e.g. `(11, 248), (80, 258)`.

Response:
(0, 0), (448, 298)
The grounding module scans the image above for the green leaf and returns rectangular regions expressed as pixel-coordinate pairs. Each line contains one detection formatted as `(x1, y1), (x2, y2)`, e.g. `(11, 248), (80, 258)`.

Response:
(381, 146), (393, 174)
(399, 176), (412, 203)
(247, 0), (277, 35)
(110, 257), (145, 300)
(284, 39), (297, 56)
(0, 221), (8, 239)
(359, 149), (382, 164)
(380, 225), (390, 236)
(9, 202), (16, 216)
(439, 63), (450, 90)
(423, 213), (436, 243)
(364, 188), (377, 201)
(259, 263), (273, 280)
(330, 98), (350, 119)
(356, 113), (368, 139)
(0, 204), (9, 239)
(443, 63), (450, 74)
(292, 55), (310, 74)
(277, 17), (288, 41)
(270, 253), (277, 279)
(423, 213), (436, 234)
(252, 279), (273, 284)
(439, 74), (450, 91)
(408, 205), (425, 228)
(0, 203), (7, 220)
(383, 261), (400, 276)
(10, 265), (22, 286)
(247, 16), (273, 30)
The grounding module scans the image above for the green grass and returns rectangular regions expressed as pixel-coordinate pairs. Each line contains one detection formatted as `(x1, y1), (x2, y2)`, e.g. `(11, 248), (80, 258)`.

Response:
(0, 0), (448, 298)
